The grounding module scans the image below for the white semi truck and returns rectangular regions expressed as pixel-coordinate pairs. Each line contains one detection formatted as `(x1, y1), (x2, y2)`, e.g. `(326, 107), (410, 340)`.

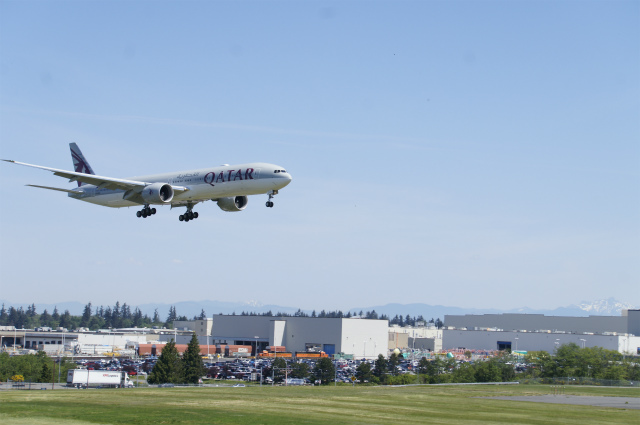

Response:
(67, 369), (134, 388)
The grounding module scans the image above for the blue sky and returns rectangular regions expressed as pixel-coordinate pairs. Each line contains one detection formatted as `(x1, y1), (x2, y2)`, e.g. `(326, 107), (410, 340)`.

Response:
(1, 1), (638, 312)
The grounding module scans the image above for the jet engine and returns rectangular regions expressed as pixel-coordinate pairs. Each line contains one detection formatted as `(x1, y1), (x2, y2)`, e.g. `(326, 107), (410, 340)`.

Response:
(140, 183), (174, 204)
(217, 196), (248, 212)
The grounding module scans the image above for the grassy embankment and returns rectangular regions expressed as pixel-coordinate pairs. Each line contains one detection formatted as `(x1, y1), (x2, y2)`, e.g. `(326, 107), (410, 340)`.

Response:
(0, 384), (638, 425)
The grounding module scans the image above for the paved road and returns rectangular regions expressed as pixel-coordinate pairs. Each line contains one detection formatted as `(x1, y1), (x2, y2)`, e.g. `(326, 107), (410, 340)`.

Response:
(484, 395), (640, 410)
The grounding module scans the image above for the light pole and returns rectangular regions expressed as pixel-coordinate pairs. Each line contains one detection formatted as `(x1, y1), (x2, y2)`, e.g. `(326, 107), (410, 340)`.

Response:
(363, 341), (366, 359)
(579, 338), (586, 349)
(514, 337), (519, 352)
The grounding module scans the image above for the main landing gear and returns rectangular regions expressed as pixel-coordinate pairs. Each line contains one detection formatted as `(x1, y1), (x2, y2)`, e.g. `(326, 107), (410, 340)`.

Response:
(136, 205), (156, 218)
(265, 190), (278, 208)
(179, 205), (199, 222)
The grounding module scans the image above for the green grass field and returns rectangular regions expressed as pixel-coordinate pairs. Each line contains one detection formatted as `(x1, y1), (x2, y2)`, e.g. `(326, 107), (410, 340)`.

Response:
(1, 384), (638, 425)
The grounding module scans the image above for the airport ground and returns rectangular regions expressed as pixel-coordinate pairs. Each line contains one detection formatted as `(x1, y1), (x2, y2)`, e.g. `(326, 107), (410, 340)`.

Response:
(0, 384), (638, 425)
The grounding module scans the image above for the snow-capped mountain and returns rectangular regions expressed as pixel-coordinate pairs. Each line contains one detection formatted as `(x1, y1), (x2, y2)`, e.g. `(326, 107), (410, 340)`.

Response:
(575, 298), (637, 316)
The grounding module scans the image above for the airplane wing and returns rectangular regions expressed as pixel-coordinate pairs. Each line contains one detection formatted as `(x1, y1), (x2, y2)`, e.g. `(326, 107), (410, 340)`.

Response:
(2, 159), (189, 193)
(26, 184), (83, 194)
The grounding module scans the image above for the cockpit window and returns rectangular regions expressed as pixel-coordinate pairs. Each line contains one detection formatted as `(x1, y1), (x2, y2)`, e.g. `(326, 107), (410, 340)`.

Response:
(274, 170), (287, 173)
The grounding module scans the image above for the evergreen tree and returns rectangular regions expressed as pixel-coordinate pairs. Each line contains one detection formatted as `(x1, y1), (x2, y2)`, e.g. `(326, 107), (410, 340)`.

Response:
(122, 303), (131, 320)
(112, 302), (122, 328)
(355, 362), (373, 383)
(40, 361), (53, 383)
(291, 362), (310, 379)
(148, 339), (182, 384)
(182, 333), (205, 384)
(133, 308), (143, 327)
(165, 306), (177, 327)
(81, 302), (92, 328)
(272, 357), (287, 383)
(198, 309), (207, 320)
(417, 357), (430, 375)
(388, 352), (401, 375)
(40, 309), (52, 327)
(153, 309), (161, 323)
(0, 304), (7, 326)
(103, 306), (113, 328)
(52, 307), (60, 322)
(373, 354), (388, 382)
(314, 357), (335, 385)
(59, 310), (74, 329)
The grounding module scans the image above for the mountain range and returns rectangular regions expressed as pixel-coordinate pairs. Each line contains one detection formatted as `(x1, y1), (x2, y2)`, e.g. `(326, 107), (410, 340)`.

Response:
(1, 297), (635, 321)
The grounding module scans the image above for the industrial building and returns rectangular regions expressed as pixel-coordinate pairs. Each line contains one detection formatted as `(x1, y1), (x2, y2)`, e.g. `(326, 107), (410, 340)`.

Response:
(388, 325), (442, 353)
(204, 315), (389, 359)
(444, 310), (640, 334)
(442, 310), (640, 355)
(0, 327), (190, 357)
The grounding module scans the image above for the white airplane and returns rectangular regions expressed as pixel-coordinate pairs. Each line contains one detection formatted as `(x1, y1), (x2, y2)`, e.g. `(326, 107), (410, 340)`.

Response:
(2, 143), (292, 222)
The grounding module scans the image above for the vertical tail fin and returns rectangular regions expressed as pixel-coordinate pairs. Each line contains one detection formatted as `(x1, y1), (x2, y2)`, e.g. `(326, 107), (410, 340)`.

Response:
(69, 143), (95, 187)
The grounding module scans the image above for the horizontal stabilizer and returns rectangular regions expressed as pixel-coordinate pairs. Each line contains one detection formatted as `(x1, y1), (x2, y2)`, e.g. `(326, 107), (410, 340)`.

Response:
(26, 184), (81, 194)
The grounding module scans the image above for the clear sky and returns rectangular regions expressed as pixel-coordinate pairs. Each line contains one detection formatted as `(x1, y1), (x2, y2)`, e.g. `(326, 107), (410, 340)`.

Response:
(1, 0), (638, 312)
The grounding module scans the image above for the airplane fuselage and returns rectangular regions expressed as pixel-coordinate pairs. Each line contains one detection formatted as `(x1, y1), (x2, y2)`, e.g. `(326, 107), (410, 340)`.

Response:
(72, 162), (292, 208)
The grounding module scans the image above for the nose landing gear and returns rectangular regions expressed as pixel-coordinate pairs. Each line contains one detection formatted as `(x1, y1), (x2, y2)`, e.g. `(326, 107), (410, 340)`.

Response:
(136, 205), (157, 218)
(265, 190), (278, 208)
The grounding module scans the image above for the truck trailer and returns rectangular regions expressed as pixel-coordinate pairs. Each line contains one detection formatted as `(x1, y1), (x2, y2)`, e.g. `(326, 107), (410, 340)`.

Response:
(67, 369), (134, 388)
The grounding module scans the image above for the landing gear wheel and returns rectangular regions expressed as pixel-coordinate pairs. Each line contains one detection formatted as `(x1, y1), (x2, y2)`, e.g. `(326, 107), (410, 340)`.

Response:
(179, 203), (199, 222)
(137, 205), (157, 219)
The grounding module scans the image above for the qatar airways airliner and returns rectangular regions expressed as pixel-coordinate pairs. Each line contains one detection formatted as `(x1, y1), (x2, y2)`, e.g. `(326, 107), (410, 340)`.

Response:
(3, 143), (292, 222)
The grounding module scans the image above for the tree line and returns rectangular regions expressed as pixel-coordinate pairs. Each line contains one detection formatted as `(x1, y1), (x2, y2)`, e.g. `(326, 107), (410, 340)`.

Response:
(353, 344), (640, 386)
(237, 309), (443, 327)
(0, 303), (444, 330)
(523, 343), (640, 382)
(0, 302), (207, 331)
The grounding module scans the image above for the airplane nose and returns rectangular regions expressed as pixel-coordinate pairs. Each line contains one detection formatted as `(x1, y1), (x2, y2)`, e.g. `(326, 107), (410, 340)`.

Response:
(282, 173), (292, 187)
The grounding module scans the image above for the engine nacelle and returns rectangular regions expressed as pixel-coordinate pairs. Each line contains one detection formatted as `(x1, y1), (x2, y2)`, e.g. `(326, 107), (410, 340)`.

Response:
(140, 183), (174, 204)
(217, 196), (248, 212)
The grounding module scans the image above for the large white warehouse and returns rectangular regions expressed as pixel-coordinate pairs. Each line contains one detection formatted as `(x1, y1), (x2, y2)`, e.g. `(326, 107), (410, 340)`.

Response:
(209, 315), (388, 359)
